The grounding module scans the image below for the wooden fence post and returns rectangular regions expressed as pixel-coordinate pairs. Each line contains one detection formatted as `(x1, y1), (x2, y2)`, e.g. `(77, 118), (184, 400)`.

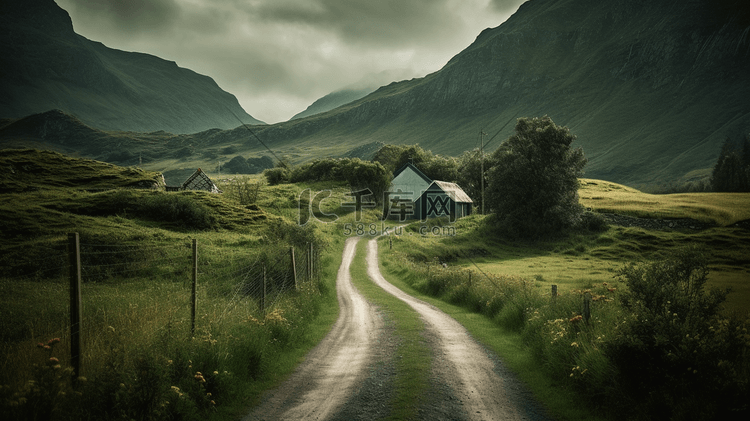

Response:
(191, 239), (197, 337)
(583, 291), (591, 324)
(290, 247), (297, 290)
(68, 233), (82, 380)
(551, 285), (558, 304)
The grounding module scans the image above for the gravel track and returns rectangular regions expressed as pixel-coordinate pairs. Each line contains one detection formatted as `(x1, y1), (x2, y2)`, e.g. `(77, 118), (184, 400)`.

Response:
(365, 238), (553, 421)
(243, 236), (553, 420)
(243, 237), (384, 420)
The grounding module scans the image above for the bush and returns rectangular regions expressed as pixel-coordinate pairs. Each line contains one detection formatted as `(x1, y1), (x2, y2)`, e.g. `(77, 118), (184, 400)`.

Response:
(263, 167), (291, 185)
(393, 241), (749, 420)
(140, 193), (217, 230)
(578, 211), (608, 232)
(607, 247), (749, 420)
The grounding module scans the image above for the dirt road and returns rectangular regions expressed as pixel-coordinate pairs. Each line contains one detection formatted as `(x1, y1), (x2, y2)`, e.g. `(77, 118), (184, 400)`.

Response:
(365, 238), (550, 420)
(243, 237), (386, 420)
(244, 236), (551, 420)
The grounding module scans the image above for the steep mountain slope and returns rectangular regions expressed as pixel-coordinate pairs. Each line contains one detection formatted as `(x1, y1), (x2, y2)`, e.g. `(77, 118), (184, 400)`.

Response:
(0, 0), (262, 133)
(2, 0), (749, 187)
(262, 0), (750, 186)
(290, 70), (412, 120)
(290, 88), (374, 121)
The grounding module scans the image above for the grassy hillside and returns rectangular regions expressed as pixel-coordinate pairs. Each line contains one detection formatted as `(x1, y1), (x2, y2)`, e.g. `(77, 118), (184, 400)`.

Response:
(0, 149), (344, 420)
(381, 182), (750, 420)
(386, 181), (750, 314)
(1, 146), (748, 420)
(579, 179), (750, 226)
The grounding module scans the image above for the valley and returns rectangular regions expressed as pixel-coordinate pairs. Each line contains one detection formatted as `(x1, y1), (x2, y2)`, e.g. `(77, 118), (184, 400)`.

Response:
(2, 0), (750, 419)
(1, 149), (748, 420)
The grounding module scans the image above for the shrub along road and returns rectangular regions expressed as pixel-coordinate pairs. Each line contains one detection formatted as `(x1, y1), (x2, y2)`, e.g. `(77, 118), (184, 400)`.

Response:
(243, 237), (551, 420)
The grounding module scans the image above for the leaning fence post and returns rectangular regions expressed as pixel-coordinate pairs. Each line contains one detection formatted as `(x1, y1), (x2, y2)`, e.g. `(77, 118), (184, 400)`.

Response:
(583, 291), (591, 324)
(191, 239), (197, 337)
(68, 233), (82, 380)
(290, 247), (297, 290)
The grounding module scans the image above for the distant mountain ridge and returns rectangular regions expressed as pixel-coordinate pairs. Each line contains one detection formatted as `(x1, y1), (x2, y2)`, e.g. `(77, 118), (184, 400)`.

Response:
(290, 69), (413, 120)
(290, 88), (375, 121)
(0, 0), (263, 133)
(264, 0), (750, 186)
(3, 0), (750, 188)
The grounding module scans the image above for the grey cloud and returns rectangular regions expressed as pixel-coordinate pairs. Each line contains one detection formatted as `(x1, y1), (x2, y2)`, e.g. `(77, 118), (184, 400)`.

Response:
(56, 0), (523, 122)
(490, 0), (527, 14)
(61, 0), (181, 34)
(254, 0), (462, 48)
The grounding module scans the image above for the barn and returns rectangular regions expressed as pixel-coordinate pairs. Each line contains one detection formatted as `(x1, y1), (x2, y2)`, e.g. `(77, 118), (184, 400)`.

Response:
(385, 163), (472, 222)
(388, 162), (431, 205)
(416, 180), (473, 222)
(166, 168), (222, 193)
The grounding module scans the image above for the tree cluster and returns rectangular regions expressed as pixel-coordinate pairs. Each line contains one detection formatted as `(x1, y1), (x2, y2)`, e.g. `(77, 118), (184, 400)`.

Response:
(264, 157), (391, 204)
(373, 144), (459, 183)
(711, 135), (750, 192)
(221, 155), (274, 175)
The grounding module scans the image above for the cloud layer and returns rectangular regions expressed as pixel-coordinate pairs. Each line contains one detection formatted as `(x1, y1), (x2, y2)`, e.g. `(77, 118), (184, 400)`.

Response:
(56, 0), (525, 123)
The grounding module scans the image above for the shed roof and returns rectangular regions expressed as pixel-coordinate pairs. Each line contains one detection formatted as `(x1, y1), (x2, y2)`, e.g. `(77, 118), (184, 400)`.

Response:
(424, 180), (473, 203)
(182, 168), (221, 193)
(392, 162), (432, 184)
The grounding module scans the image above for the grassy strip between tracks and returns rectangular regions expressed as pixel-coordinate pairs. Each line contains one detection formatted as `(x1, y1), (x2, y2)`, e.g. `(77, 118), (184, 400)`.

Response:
(375, 236), (608, 421)
(348, 238), (431, 421)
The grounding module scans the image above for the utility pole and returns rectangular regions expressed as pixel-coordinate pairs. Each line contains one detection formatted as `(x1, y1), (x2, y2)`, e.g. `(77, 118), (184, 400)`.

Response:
(480, 131), (487, 214)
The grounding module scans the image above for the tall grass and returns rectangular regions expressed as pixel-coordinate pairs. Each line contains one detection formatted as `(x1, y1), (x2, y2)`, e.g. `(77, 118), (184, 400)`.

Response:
(0, 227), (335, 421)
(385, 236), (750, 420)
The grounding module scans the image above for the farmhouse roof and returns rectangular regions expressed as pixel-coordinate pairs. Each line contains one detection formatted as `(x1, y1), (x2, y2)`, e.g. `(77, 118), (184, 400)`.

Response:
(392, 162), (432, 184)
(425, 180), (473, 203)
(181, 168), (221, 193)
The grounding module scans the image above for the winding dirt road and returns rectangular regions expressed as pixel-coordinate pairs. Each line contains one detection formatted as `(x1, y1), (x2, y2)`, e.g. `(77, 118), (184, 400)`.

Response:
(365, 238), (549, 420)
(243, 237), (384, 421)
(243, 236), (551, 420)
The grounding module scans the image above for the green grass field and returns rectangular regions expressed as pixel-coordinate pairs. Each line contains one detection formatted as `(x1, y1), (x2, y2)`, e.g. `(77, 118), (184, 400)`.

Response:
(579, 179), (750, 226)
(2, 149), (748, 420)
(387, 180), (750, 315)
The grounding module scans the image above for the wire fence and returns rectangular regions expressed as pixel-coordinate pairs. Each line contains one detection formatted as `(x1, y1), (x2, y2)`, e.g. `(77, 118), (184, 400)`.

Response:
(3, 233), (321, 379)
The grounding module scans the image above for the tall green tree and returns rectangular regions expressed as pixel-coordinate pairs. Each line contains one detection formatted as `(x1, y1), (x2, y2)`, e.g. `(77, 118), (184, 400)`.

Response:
(486, 116), (587, 238)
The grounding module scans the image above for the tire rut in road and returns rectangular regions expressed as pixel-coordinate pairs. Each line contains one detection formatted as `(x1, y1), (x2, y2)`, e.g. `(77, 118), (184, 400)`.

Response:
(366, 238), (553, 421)
(243, 237), (389, 421)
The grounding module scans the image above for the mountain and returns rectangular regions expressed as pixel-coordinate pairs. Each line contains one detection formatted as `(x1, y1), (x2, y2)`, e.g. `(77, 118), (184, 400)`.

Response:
(290, 70), (412, 120)
(290, 88), (375, 121)
(0, 0), (263, 133)
(3, 0), (749, 188)
(258, 0), (750, 186)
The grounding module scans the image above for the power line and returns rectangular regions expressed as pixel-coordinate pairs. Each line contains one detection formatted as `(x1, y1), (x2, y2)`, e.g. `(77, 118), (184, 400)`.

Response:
(482, 113), (518, 150)
(225, 107), (289, 169)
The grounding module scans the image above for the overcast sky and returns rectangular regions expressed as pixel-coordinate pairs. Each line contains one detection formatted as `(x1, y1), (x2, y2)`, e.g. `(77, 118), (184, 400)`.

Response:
(56, 0), (525, 124)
